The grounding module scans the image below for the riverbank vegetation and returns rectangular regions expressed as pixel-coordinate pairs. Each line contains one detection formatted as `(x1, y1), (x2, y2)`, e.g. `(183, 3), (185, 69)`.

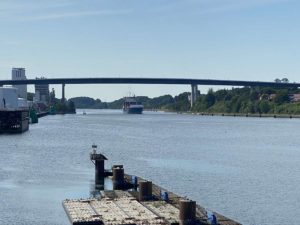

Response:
(191, 87), (300, 114)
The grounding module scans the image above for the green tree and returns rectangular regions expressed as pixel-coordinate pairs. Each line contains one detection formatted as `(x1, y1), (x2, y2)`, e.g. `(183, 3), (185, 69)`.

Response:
(274, 90), (289, 104)
(250, 89), (259, 101)
(67, 100), (76, 113)
(259, 100), (271, 113)
(205, 89), (216, 108)
(215, 89), (228, 101)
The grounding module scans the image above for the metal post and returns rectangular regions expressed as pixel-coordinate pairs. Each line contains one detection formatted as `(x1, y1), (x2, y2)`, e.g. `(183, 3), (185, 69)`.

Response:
(112, 166), (125, 190)
(95, 160), (105, 185)
(139, 180), (152, 201)
(179, 199), (196, 225)
(62, 83), (65, 103)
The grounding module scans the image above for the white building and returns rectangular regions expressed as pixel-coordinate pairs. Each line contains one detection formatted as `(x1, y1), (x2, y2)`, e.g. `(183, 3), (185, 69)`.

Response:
(12, 68), (27, 99)
(0, 87), (18, 110)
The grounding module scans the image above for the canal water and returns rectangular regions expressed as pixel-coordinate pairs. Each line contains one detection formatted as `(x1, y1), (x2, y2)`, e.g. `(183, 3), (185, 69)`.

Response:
(1, 109), (300, 225)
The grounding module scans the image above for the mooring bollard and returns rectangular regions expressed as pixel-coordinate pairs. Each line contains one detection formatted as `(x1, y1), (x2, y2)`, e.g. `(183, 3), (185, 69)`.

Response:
(139, 180), (152, 201)
(179, 199), (196, 225)
(112, 166), (124, 190)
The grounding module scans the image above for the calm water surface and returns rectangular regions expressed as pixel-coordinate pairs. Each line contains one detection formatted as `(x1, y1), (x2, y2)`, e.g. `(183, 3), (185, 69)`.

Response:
(1, 109), (300, 225)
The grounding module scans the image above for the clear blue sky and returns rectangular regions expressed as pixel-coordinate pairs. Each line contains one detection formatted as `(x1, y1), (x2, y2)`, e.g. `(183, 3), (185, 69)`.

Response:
(0, 0), (299, 101)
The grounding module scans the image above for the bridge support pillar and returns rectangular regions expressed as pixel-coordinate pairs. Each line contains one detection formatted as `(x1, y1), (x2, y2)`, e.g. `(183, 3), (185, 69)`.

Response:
(190, 84), (198, 107)
(62, 83), (65, 103)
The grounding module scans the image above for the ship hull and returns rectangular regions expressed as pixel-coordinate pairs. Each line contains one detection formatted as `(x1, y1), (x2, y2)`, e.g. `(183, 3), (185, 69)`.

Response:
(123, 107), (143, 114)
(0, 109), (29, 133)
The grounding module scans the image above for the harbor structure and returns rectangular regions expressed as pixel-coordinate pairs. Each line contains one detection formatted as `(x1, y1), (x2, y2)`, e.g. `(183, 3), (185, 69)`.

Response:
(63, 175), (241, 225)
(11, 68), (27, 99)
(63, 146), (241, 225)
(90, 144), (108, 188)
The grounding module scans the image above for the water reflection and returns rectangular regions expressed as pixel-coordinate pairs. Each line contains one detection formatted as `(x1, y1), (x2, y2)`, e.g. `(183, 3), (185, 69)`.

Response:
(89, 177), (113, 198)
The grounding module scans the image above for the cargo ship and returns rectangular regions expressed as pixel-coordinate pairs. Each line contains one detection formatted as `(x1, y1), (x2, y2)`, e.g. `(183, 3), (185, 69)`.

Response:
(122, 97), (143, 114)
(0, 87), (29, 133)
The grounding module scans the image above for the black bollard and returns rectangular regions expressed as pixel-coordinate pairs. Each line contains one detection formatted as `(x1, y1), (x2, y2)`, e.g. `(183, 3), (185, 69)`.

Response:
(139, 180), (152, 201)
(179, 199), (196, 225)
(112, 166), (124, 190)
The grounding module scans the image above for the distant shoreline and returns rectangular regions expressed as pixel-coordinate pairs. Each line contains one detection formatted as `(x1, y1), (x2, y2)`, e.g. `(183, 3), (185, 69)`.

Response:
(75, 108), (300, 118)
(177, 111), (300, 119)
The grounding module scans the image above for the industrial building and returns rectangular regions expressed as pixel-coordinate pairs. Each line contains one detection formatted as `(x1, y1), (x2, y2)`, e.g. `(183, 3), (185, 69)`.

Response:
(11, 68), (27, 99)
(34, 77), (50, 103)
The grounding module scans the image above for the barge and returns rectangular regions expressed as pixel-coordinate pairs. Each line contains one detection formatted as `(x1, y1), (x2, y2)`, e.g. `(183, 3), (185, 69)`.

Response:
(0, 87), (29, 133)
(0, 109), (29, 133)
(62, 145), (241, 225)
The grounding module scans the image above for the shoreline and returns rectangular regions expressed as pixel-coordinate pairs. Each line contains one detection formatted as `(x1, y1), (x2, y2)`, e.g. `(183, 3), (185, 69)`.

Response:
(75, 108), (300, 119)
(178, 112), (300, 119)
